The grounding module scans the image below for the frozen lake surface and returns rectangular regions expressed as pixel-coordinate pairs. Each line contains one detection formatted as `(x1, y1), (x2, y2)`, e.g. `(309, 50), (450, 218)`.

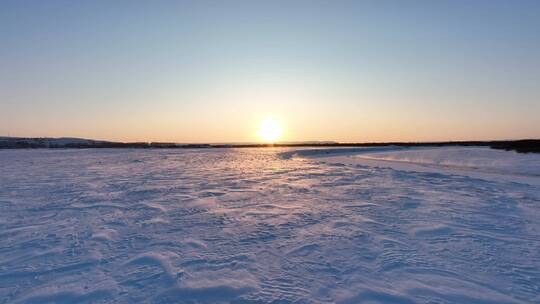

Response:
(1, 148), (539, 303)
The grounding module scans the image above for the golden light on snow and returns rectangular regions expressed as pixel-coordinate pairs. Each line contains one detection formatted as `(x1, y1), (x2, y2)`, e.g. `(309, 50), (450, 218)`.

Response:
(257, 118), (282, 143)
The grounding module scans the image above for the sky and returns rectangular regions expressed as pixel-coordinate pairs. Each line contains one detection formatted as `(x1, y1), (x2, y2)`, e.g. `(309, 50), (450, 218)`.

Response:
(1, 0), (539, 143)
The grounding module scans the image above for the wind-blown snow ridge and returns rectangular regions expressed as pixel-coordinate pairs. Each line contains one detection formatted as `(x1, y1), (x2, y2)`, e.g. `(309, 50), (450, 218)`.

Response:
(1, 148), (539, 303)
(287, 146), (540, 183)
(356, 147), (540, 177)
(278, 146), (404, 159)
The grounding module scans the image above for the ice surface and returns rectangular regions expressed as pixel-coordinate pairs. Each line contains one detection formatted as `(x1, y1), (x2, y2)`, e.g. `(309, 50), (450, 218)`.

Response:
(1, 148), (539, 303)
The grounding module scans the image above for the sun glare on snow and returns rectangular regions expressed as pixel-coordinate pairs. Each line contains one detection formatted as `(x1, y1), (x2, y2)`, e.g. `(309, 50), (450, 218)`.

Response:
(258, 118), (282, 143)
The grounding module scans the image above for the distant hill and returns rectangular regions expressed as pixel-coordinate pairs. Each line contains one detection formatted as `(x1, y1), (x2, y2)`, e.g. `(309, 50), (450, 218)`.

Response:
(0, 137), (218, 149)
(0, 136), (538, 153)
(0, 137), (112, 148)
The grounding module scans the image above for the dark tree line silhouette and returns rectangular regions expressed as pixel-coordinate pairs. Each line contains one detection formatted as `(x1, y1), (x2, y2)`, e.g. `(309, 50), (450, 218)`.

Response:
(0, 137), (538, 153)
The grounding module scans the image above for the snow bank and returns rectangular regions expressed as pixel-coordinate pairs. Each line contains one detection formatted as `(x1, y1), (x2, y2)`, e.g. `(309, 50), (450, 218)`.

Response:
(357, 147), (540, 177)
(288, 146), (540, 185)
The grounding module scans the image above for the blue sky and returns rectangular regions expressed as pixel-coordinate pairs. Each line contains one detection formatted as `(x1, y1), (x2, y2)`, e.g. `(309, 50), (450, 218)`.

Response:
(1, 0), (539, 142)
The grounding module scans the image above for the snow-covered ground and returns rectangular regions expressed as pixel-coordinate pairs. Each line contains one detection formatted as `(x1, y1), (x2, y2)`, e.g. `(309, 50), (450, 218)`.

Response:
(1, 147), (539, 303)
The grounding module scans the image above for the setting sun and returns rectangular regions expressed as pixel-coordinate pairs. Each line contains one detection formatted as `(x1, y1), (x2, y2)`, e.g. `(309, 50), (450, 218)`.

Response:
(257, 118), (282, 143)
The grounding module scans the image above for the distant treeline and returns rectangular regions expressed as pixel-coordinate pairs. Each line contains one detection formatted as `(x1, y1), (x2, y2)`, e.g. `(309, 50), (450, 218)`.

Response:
(0, 138), (538, 153)
(216, 140), (540, 153)
(0, 140), (211, 149)
(488, 140), (540, 153)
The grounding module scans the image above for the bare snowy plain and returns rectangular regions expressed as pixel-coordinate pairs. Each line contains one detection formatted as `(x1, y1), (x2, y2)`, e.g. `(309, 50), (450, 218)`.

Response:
(0, 147), (539, 303)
